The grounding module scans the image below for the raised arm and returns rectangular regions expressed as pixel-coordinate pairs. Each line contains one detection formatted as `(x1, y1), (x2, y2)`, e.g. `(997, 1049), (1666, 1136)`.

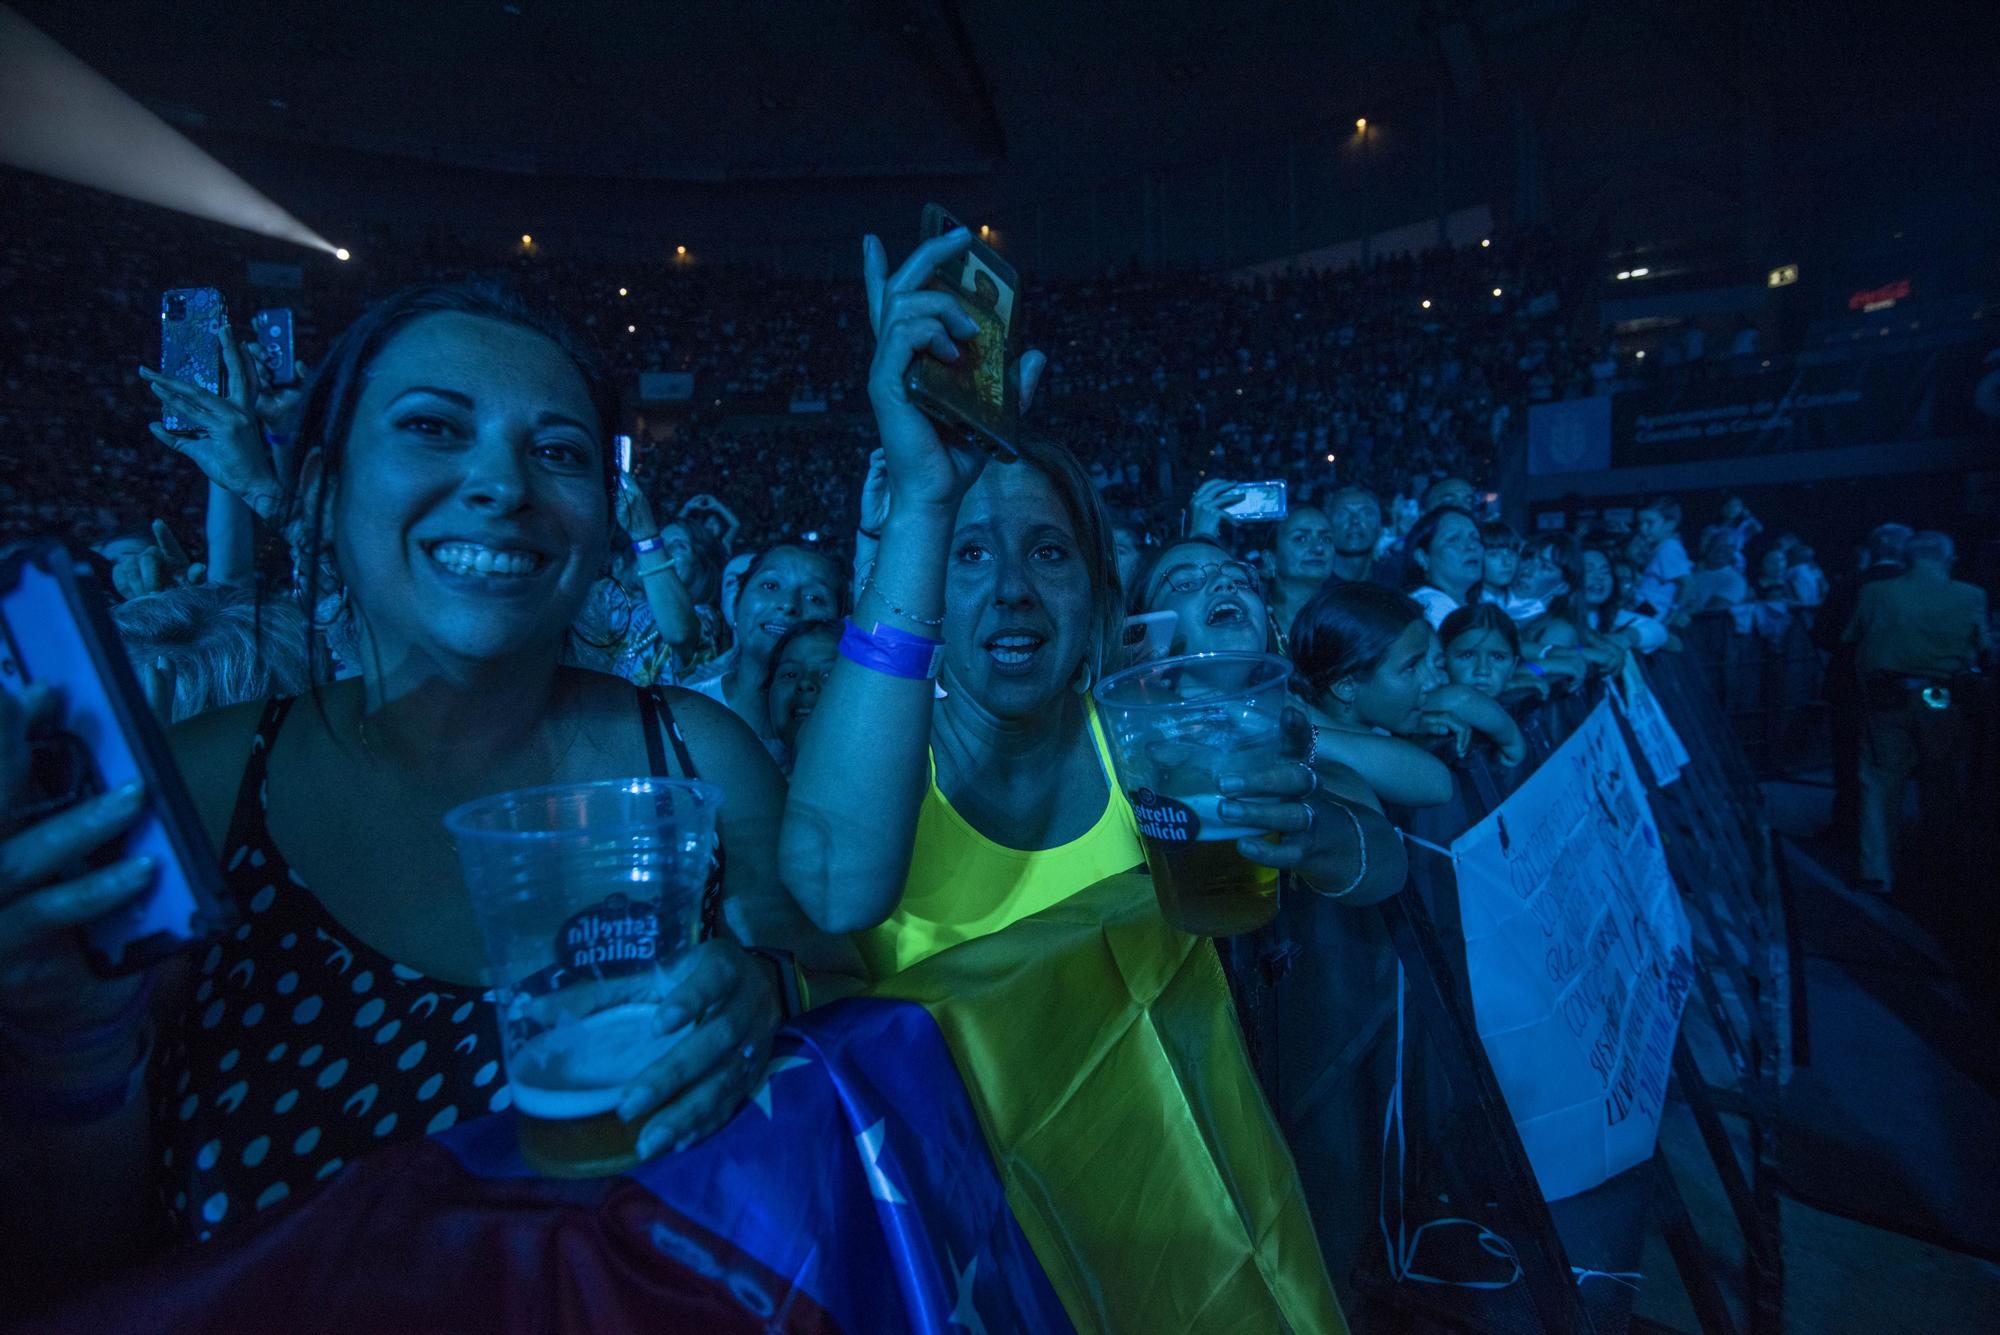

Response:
(780, 229), (992, 933)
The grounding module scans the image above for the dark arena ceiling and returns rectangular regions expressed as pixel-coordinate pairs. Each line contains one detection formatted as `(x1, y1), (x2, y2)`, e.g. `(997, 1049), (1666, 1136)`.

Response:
(16, 0), (1417, 182)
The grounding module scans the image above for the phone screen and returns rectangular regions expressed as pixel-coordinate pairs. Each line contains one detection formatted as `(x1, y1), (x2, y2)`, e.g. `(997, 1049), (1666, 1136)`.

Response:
(1223, 481), (1289, 522)
(615, 434), (634, 473)
(905, 203), (1022, 461)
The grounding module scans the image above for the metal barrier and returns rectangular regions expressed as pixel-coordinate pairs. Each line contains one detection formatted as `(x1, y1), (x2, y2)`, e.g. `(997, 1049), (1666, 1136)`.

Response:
(1678, 611), (1824, 776)
(1237, 655), (1786, 1334)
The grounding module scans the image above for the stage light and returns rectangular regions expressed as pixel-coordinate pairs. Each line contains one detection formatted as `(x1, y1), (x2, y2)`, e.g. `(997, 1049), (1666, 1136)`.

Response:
(1326, 453), (1335, 463)
(0, 8), (341, 256)
(618, 287), (628, 297)
(1615, 271), (1631, 280)
(979, 224), (990, 237)
(1421, 299), (1432, 309)
(1492, 287), (1503, 297)
(1635, 349), (1646, 359)
(1630, 266), (1649, 277)
(335, 247), (350, 261)
(1480, 238), (1490, 248)
(521, 234), (533, 245)
(676, 245), (687, 256)
(626, 324), (636, 333)
(1356, 117), (1367, 132)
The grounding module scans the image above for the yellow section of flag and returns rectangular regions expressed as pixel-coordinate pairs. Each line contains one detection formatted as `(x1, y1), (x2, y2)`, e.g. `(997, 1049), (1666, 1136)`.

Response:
(868, 873), (1346, 1334)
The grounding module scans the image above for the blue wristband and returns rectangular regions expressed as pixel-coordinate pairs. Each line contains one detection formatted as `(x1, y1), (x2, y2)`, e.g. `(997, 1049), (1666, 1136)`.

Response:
(839, 620), (945, 681)
(633, 535), (666, 556)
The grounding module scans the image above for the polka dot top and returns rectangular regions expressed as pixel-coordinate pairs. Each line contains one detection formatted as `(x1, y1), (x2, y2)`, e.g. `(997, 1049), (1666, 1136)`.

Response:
(152, 689), (719, 1242)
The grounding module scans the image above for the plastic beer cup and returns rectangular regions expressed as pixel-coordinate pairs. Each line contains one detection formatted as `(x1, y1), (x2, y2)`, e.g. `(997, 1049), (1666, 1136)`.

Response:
(1093, 652), (1298, 936)
(444, 778), (721, 1177)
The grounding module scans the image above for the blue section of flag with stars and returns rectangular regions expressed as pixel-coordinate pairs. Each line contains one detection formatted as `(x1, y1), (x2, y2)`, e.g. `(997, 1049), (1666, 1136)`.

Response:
(439, 996), (1072, 1334)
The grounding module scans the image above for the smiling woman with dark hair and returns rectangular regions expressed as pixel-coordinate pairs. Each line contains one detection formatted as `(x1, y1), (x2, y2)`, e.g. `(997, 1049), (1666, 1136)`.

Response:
(0, 282), (862, 1284)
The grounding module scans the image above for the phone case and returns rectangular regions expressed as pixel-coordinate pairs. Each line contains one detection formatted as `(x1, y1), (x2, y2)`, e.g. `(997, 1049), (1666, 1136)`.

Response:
(161, 287), (227, 432)
(1224, 481), (1289, 522)
(906, 203), (1022, 461)
(0, 542), (232, 974)
(251, 307), (296, 386)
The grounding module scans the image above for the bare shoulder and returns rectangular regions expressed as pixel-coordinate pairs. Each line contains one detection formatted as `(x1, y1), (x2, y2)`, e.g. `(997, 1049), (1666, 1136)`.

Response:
(657, 686), (775, 779)
(166, 696), (274, 851)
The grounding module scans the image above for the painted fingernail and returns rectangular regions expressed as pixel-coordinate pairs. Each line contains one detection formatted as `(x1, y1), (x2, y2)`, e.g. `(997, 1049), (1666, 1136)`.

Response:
(671, 1133), (696, 1154)
(1218, 799), (1244, 821)
(1218, 775), (1245, 795)
(113, 780), (146, 803)
(636, 1124), (669, 1158)
(124, 856), (157, 882)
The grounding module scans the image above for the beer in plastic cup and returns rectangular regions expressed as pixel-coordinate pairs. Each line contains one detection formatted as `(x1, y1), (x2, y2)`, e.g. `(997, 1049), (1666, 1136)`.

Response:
(1093, 652), (1298, 936)
(444, 778), (721, 1177)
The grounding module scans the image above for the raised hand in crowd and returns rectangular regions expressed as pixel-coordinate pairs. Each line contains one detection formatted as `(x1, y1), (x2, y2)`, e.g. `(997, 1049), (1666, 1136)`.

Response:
(1186, 478), (1247, 539)
(138, 328), (283, 525)
(107, 517), (204, 601)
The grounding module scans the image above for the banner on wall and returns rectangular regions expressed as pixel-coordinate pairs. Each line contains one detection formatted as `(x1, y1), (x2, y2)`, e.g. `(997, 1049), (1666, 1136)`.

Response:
(1609, 337), (1995, 468)
(1450, 701), (1693, 1201)
(1613, 655), (1690, 787)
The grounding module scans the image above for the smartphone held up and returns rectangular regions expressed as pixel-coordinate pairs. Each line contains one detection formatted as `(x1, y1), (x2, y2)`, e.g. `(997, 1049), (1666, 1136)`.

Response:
(159, 287), (227, 435)
(904, 203), (1023, 461)
(0, 542), (231, 975)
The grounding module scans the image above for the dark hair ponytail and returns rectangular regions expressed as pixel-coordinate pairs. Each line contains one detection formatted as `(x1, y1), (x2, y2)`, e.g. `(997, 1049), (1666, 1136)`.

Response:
(1289, 581), (1425, 697)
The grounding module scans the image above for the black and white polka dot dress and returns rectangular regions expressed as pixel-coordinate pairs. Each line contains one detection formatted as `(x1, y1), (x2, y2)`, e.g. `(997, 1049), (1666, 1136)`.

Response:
(152, 690), (721, 1242)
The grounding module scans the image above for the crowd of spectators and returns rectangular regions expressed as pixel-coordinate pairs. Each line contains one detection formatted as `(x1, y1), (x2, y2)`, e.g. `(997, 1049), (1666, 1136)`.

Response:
(2, 168), (1599, 560)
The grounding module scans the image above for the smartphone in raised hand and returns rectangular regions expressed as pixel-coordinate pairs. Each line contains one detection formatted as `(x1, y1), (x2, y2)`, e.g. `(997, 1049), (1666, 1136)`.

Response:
(160, 288), (227, 434)
(0, 541), (232, 975)
(905, 203), (1022, 462)
(1222, 481), (1288, 523)
(250, 308), (296, 387)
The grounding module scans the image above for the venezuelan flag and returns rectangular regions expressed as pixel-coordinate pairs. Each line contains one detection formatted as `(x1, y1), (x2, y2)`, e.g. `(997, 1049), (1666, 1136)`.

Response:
(870, 872), (1346, 1334)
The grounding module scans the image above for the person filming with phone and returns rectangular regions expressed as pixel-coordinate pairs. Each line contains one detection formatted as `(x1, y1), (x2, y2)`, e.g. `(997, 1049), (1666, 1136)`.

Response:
(0, 282), (861, 1302)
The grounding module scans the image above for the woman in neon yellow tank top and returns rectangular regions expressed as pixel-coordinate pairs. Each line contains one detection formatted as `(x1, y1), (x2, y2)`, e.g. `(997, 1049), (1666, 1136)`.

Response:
(779, 228), (1403, 974)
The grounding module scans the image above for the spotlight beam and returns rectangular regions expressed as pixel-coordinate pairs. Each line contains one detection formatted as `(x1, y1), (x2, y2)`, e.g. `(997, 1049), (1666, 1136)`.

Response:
(0, 5), (340, 256)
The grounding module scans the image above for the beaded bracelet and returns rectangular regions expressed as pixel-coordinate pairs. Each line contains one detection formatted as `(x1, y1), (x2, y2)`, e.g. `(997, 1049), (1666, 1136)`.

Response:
(859, 571), (945, 629)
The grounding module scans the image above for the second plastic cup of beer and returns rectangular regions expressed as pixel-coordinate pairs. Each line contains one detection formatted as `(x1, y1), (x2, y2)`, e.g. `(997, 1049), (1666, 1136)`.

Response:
(444, 778), (722, 1178)
(1093, 652), (1299, 936)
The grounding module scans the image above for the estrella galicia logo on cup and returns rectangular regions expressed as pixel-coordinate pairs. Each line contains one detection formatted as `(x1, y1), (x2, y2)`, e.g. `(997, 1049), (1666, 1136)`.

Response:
(1129, 787), (1200, 843)
(558, 894), (659, 978)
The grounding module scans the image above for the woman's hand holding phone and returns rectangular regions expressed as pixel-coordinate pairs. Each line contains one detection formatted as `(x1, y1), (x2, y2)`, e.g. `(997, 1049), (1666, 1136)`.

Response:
(139, 327), (285, 526)
(862, 232), (1047, 517)
(1188, 479), (1247, 539)
(0, 688), (155, 1078)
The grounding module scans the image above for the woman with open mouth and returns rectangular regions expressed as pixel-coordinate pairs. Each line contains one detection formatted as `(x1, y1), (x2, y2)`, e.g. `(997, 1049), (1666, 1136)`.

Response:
(1135, 539), (1272, 658)
(780, 227), (1402, 979)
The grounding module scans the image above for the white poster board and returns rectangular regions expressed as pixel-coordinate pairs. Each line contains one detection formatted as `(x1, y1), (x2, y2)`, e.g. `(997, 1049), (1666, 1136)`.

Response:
(1450, 701), (1694, 1201)
(1613, 653), (1690, 788)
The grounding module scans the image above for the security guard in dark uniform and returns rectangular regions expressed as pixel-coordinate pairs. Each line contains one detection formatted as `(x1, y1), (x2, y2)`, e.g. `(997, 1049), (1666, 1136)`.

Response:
(1842, 531), (1989, 894)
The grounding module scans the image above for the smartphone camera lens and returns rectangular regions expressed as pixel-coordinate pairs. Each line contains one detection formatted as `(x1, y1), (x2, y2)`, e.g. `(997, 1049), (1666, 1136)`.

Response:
(165, 295), (186, 320)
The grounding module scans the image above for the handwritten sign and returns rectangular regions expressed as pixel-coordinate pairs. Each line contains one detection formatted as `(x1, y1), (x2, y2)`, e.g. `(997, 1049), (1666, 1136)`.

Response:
(1614, 653), (1689, 788)
(1450, 701), (1692, 1201)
